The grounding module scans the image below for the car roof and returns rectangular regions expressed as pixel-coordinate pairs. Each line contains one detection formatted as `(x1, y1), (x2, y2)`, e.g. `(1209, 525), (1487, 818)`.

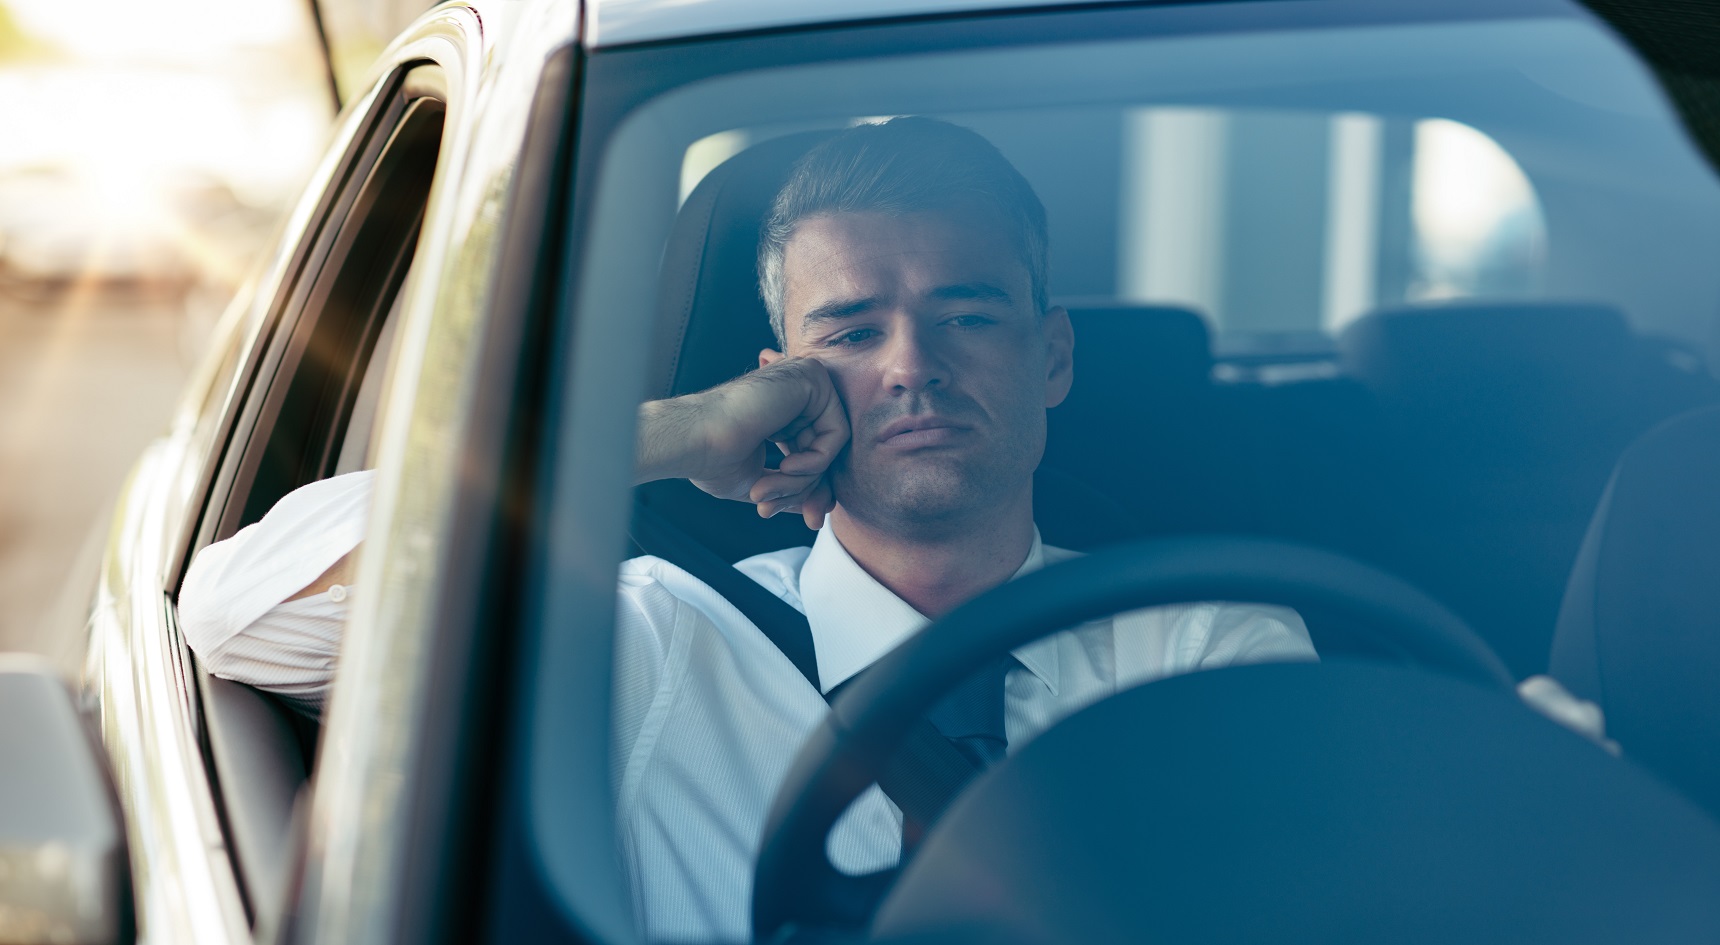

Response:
(585, 0), (1137, 48)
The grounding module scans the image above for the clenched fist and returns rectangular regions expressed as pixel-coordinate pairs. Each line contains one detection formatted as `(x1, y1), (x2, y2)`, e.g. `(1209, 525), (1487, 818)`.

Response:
(635, 357), (849, 529)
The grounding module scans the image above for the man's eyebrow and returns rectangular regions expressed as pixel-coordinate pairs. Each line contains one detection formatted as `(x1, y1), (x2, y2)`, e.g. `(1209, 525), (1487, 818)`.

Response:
(929, 283), (1013, 304)
(799, 297), (881, 329)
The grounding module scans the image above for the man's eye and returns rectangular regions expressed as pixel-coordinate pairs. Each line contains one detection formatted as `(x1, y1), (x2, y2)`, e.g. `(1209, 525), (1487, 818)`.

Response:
(829, 328), (878, 346)
(946, 314), (994, 328)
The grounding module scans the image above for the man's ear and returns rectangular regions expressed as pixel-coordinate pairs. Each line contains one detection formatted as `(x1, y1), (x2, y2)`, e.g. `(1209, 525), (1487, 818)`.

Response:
(759, 348), (785, 369)
(1043, 305), (1074, 409)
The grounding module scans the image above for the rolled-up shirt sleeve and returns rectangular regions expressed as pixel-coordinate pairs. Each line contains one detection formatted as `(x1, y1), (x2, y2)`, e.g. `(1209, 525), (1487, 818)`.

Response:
(177, 470), (375, 716)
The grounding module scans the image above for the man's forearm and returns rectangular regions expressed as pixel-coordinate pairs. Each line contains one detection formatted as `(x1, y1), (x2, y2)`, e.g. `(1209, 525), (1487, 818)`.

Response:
(634, 396), (712, 485)
(630, 359), (847, 524)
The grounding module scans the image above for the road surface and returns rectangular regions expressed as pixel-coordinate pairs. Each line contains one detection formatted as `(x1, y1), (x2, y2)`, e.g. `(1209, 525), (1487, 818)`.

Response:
(0, 292), (197, 672)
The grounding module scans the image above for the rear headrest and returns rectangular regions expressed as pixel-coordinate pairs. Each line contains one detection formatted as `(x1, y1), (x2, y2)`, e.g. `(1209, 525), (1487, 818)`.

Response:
(1061, 304), (1213, 394)
(1041, 304), (1214, 546)
(1338, 301), (1633, 449)
(650, 131), (833, 400)
(1339, 301), (1630, 398)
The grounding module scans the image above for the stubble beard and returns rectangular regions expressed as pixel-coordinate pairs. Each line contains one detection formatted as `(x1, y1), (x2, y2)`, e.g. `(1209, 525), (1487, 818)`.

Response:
(835, 454), (981, 539)
(832, 388), (1047, 540)
(832, 433), (1042, 543)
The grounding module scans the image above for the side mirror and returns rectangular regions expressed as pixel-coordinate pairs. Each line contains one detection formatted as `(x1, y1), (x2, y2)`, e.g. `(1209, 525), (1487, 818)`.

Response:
(0, 656), (129, 945)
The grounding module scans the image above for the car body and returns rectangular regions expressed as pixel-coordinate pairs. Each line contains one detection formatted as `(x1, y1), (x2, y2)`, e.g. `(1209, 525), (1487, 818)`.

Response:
(7, 0), (1720, 942)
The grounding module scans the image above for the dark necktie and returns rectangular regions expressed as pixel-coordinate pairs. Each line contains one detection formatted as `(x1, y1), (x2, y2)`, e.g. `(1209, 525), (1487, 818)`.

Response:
(924, 654), (1012, 767)
(897, 655), (1013, 852)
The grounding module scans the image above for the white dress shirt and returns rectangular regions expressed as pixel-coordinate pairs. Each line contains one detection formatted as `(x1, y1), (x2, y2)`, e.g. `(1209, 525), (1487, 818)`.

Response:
(612, 526), (1315, 942)
(178, 472), (1315, 941)
(178, 472), (1610, 944)
(178, 469), (373, 715)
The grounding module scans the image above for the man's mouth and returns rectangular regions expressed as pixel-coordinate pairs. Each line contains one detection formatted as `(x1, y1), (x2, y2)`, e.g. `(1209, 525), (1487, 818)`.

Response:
(876, 415), (969, 448)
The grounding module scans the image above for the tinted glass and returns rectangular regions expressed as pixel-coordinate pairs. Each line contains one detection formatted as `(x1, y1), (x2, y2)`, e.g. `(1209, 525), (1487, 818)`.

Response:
(534, 4), (1720, 940)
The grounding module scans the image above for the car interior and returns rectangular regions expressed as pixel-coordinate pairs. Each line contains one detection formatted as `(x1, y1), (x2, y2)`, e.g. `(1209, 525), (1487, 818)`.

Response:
(602, 103), (1720, 934)
(620, 17), (1720, 683)
(621, 116), (1720, 938)
(640, 121), (1720, 669)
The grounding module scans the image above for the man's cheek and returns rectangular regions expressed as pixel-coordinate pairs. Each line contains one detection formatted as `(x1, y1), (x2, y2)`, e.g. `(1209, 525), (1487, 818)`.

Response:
(822, 369), (869, 430)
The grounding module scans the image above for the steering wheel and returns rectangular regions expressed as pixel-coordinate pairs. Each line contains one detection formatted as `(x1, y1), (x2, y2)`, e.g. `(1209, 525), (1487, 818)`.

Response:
(751, 535), (1514, 940)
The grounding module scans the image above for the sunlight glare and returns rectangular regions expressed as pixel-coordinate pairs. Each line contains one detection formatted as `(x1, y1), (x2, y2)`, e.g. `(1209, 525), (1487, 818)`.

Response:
(1411, 118), (1546, 299)
(9, 0), (304, 62)
(1413, 119), (1539, 257)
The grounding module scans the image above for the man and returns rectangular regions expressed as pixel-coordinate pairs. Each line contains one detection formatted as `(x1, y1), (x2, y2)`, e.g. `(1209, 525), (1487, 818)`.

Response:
(182, 117), (1319, 940)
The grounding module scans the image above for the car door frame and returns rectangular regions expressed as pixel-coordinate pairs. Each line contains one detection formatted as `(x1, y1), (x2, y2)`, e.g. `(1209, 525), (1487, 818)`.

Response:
(280, 4), (588, 944)
(179, 59), (449, 940)
(84, 12), (483, 945)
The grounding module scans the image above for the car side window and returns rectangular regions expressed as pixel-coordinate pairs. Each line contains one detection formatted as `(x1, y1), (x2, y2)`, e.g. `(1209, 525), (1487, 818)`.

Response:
(224, 94), (442, 535)
(169, 63), (446, 934)
(333, 282), (407, 476)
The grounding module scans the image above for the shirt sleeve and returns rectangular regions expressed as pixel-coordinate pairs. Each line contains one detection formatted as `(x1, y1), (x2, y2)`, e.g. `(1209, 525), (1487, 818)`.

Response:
(178, 470), (374, 708)
(1109, 600), (1318, 690)
(1192, 602), (1319, 670)
(198, 594), (349, 717)
(611, 557), (682, 797)
(1517, 674), (1617, 754)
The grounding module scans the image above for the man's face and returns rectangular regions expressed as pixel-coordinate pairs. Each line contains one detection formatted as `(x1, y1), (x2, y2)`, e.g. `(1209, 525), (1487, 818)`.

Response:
(767, 205), (1073, 532)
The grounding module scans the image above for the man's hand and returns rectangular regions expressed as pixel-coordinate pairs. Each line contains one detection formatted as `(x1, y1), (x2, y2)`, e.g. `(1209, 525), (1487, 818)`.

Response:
(635, 357), (849, 529)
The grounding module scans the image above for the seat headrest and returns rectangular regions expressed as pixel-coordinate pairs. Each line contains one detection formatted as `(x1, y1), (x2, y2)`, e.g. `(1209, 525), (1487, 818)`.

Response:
(1338, 301), (1635, 454)
(1061, 303), (1213, 394)
(650, 131), (834, 401)
(1338, 300), (1630, 397)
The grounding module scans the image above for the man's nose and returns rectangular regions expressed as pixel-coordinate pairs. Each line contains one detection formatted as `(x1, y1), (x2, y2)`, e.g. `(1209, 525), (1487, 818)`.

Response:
(881, 325), (949, 394)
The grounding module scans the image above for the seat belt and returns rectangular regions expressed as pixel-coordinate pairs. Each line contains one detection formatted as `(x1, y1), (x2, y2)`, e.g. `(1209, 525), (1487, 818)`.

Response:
(629, 502), (987, 842)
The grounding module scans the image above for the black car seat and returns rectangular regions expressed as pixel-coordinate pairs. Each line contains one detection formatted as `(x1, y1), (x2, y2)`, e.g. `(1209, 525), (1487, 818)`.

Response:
(636, 131), (833, 563)
(1041, 304), (1242, 541)
(641, 135), (1213, 559)
(1549, 405), (1720, 818)
(1215, 368), (1399, 566)
(1338, 300), (1717, 676)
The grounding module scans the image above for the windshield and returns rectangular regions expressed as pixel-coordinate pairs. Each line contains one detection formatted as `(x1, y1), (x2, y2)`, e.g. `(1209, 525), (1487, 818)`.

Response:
(531, 3), (1720, 941)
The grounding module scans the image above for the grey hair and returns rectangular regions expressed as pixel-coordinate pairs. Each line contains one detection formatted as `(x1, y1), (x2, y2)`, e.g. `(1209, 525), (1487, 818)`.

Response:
(758, 117), (1050, 347)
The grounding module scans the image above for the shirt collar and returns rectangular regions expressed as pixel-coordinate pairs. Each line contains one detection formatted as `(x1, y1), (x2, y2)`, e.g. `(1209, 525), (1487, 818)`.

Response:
(798, 526), (1061, 695)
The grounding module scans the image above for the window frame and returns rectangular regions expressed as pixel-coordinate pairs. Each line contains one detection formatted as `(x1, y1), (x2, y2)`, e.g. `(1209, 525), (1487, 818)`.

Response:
(487, 0), (1620, 939)
(163, 59), (450, 933)
(187, 65), (446, 563)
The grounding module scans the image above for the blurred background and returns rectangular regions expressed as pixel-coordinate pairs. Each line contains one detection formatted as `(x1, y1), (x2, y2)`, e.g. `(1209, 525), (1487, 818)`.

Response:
(0, 0), (335, 658)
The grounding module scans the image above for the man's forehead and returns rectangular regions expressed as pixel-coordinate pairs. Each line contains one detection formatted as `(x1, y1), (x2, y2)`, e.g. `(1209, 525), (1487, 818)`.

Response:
(786, 205), (1011, 252)
(780, 208), (1031, 310)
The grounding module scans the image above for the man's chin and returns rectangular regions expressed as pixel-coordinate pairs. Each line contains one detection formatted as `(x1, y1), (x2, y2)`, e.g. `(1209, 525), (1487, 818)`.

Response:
(834, 468), (988, 529)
